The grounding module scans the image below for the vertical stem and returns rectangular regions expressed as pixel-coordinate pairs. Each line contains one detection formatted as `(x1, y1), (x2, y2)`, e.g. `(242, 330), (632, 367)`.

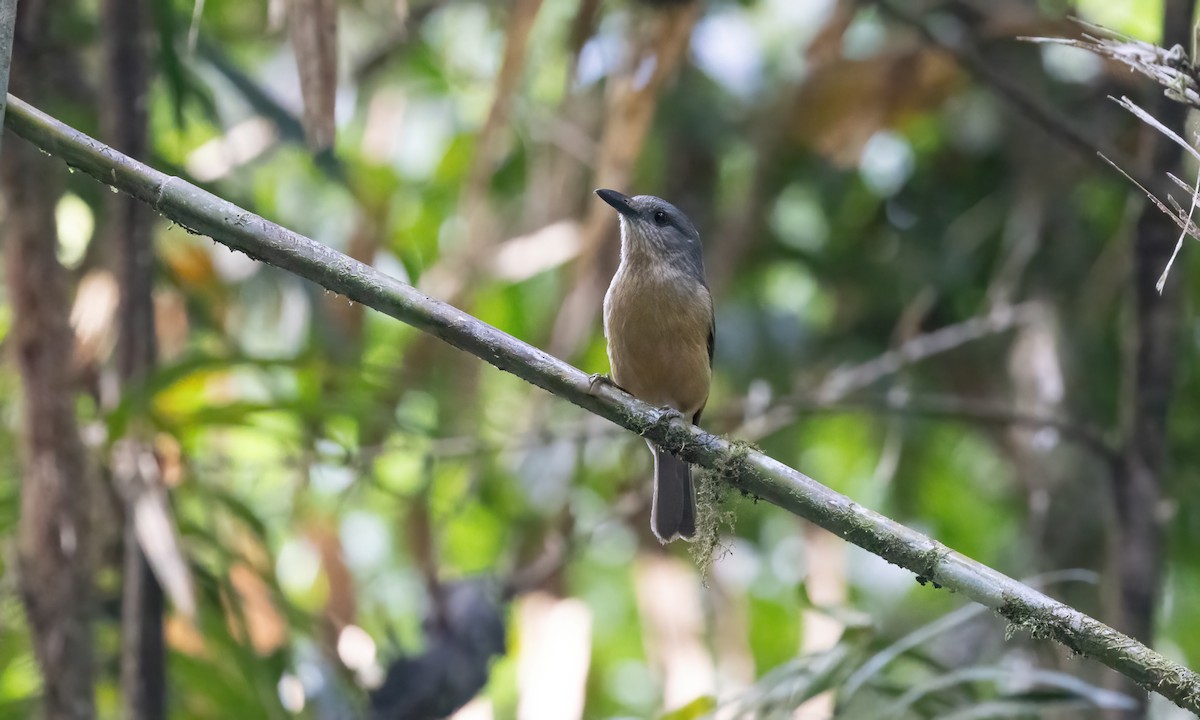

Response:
(120, 542), (165, 719)
(100, 0), (163, 716)
(1115, 0), (1194, 713)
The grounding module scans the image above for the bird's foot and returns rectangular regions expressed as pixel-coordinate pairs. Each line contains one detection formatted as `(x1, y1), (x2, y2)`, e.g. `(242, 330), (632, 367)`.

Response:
(651, 406), (690, 438)
(587, 373), (625, 395)
(656, 405), (685, 423)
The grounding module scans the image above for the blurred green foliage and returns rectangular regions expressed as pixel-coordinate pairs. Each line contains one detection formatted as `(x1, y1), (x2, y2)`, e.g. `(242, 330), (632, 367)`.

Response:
(1, 0), (1198, 718)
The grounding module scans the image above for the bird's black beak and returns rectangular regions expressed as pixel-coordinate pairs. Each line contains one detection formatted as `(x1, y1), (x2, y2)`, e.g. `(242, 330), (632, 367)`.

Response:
(595, 188), (637, 219)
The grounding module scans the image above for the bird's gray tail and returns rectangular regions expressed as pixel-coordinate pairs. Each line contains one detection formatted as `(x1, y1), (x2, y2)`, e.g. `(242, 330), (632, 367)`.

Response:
(651, 445), (696, 543)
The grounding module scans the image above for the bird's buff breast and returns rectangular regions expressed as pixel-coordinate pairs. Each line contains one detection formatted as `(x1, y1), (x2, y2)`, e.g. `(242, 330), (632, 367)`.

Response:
(603, 266), (712, 419)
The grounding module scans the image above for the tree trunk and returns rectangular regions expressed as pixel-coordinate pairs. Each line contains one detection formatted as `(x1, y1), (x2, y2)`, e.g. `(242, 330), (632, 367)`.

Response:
(2, 2), (96, 716)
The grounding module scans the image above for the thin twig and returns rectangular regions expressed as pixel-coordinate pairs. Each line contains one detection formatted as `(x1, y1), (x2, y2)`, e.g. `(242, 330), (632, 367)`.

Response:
(1157, 163), (1200, 292)
(1096, 153), (1197, 236)
(1025, 24), (1200, 109)
(1112, 95), (1200, 164)
(800, 393), (1117, 463)
(815, 304), (1034, 403)
(740, 305), (1036, 440)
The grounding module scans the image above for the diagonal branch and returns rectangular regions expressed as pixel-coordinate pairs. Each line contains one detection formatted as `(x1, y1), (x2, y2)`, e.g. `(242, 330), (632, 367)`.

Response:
(5, 92), (1200, 714)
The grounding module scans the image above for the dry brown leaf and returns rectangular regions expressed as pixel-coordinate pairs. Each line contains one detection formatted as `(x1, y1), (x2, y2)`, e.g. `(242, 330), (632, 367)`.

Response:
(153, 290), (190, 363)
(165, 614), (208, 657)
(227, 564), (288, 655)
(308, 523), (357, 630)
(223, 524), (274, 583)
(154, 432), (185, 488)
(291, 0), (339, 151)
(160, 241), (217, 288)
(962, 0), (1079, 42)
(790, 48), (961, 166)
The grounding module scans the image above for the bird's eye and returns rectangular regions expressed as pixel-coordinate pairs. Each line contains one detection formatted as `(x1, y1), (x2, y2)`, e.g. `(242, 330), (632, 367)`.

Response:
(653, 210), (668, 226)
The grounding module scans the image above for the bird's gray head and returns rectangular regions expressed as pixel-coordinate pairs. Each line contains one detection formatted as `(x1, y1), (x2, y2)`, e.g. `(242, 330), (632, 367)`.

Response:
(595, 188), (705, 281)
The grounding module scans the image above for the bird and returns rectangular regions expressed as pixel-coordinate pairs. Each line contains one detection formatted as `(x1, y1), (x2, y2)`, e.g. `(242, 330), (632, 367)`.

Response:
(594, 188), (714, 543)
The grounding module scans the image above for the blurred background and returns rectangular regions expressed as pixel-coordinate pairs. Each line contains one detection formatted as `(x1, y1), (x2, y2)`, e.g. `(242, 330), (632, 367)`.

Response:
(1, 0), (1198, 718)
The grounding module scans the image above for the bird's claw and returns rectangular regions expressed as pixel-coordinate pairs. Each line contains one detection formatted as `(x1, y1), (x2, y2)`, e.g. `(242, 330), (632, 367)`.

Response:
(656, 406), (685, 424)
(588, 373), (622, 395)
(647, 406), (689, 449)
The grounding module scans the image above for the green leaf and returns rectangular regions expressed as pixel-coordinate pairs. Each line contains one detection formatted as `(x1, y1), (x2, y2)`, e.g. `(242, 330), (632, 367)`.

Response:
(658, 695), (716, 720)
